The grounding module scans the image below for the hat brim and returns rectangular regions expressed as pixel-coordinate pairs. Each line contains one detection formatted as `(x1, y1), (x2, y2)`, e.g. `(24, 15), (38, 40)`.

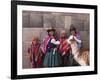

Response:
(47, 29), (55, 32)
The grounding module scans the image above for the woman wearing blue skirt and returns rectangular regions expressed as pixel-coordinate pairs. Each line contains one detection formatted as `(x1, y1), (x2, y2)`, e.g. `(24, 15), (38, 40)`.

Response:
(43, 28), (62, 67)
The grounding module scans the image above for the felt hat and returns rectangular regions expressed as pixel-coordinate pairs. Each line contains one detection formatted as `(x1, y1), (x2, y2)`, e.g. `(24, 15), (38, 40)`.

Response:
(47, 28), (56, 33)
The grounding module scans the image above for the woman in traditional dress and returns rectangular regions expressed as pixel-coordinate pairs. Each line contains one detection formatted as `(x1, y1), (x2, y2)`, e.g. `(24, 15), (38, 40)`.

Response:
(59, 30), (71, 66)
(67, 25), (82, 66)
(42, 28), (62, 67)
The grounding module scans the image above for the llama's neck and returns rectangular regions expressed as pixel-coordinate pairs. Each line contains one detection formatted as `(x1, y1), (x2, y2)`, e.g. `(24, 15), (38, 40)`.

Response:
(71, 42), (87, 66)
(71, 42), (79, 56)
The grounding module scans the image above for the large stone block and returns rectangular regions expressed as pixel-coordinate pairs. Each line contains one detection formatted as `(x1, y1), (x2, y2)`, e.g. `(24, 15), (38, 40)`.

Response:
(84, 21), (90, 31)
(43, 13), (56, 28)
(55, 15), (65, 28)
(30, 12), (43, 28)
(80, 31), (89, 41)
(65, 16), (72, 29)
(82, 41), (89, 49)
(22, 11), (30, 28)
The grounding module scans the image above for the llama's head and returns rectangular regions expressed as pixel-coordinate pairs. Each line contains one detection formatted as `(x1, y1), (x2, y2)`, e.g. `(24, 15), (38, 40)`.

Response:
(70, 38), (79, 56)
(70, 39), (77, 44)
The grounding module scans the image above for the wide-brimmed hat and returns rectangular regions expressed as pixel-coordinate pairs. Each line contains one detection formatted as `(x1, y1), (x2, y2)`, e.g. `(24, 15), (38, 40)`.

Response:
(47, 28), (56, 33)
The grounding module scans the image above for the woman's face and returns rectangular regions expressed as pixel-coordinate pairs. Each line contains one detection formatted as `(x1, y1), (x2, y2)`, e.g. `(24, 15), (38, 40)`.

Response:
(32, 40), (37, 44)
(71, 30), (76, 35)
(61, 33), (66, 38)
(32, 38), (38, 45)
(49, 31), (54, 36)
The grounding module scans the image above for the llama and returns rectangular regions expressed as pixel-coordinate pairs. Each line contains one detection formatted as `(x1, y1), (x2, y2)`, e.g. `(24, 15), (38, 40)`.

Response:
(67, 36), (89, 66)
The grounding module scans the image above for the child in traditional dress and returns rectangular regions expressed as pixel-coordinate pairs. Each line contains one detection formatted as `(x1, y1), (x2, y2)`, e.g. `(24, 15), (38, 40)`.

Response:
(59, 30), (71, 66)
(42, 28), (62, 67)
(28, 36), (43, 68)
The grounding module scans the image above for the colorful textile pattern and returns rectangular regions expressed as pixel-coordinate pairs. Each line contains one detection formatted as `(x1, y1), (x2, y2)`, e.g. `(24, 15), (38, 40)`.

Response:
(40, 35), (50, 54)
(28, 43), (43, 68)
(59, 37), (70, 55)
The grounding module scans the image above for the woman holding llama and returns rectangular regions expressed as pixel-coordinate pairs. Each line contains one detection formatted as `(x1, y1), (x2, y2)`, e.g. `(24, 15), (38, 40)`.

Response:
(67, 25), (82, 56)
(67, 25), (82, 65)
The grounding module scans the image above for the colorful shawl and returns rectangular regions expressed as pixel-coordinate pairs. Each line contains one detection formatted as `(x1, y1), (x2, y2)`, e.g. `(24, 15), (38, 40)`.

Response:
(40, 35), (50, 54)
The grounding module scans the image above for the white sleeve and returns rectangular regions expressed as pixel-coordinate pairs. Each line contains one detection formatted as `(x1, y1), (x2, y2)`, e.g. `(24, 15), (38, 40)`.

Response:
(51, 39), (60, 45)
(74, 36), (81, 43)
(67, 35), (73, 44)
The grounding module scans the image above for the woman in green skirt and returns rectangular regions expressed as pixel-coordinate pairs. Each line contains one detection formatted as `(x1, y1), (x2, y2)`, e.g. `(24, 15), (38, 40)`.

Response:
(42, 28), (62, 67)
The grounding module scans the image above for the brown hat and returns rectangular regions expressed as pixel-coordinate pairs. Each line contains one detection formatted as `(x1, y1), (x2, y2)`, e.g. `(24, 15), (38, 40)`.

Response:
(47, 28), (56, 33)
